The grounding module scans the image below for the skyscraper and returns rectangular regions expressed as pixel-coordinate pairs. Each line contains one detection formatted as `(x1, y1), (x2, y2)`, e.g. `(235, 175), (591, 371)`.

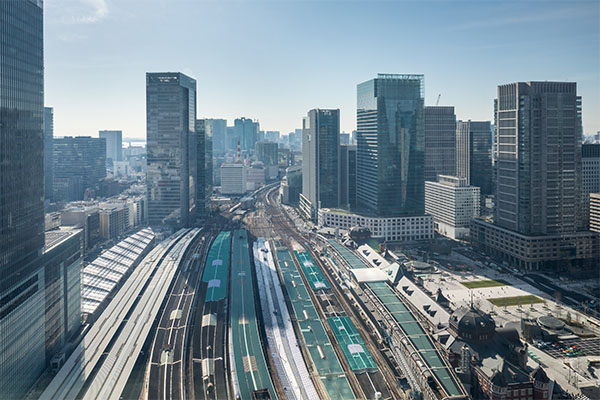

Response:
(205, 118), (227, 153)
(53, 137), (107, 201)
(255, 140), (279, 166)
(356, 74), (425, 216)
(456, 120), (493, 201)
(471, 81), (598, 270)
(0, 0), (45, 273)
(0, 1), (46, 397)
(424, 106), (456, 182)
(340, 144), (357, 210)
(193, 119), (212, 220)
(44, 107), (54, 201)
(495, 82), (581, 235)
(99, 130), (123, 162)
(581, 144), (600, 228)
(265, 130), (280, 142)
(300, 109), (340, 220)
(146, 72), (196, 228)
(233, 117), (259, 151)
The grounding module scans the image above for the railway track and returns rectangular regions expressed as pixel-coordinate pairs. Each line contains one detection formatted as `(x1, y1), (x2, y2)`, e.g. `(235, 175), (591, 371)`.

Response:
(145, 229), (214, 400)
(191, 231), (231, 400)
(258, 186), (402, 399)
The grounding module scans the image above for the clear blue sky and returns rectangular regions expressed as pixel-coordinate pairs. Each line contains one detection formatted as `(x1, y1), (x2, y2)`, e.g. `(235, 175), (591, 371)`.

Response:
(45, 0), (600, 139)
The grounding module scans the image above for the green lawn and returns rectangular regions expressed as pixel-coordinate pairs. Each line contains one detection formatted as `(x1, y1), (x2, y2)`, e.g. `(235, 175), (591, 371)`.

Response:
(460, 279), (511, 289)
(488, 295), (543, 307)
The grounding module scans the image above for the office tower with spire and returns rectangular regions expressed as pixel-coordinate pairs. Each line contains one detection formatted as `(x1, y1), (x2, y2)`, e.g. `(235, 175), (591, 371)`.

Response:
(146, 72), (196, 228)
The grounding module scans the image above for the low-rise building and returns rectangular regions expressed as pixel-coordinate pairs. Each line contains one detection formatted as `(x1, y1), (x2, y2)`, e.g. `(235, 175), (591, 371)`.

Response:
(470, 218), (599, 271)
(425, 175), (480, 239)
(445, 306), (551, 400)
(99, 202), (130, 240)
(280, 166), (302, 205)
(43, 228), (83, 365)
(45, 212), (62, 231)
(318, 208), (434, 242)
(60, 203), (100, 252)
(246, 162), (265, 191)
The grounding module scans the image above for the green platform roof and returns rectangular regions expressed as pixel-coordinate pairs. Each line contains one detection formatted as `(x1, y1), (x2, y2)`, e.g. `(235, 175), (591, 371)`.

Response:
(230, 230), (276, 400)
(276, 249), (355, 400)
(328, 241), (369, 269)
(367, 282), (463, 398)
(202, 231), (231, 302)
(327, 316), (377, 372)
(293, 250), (330, 291)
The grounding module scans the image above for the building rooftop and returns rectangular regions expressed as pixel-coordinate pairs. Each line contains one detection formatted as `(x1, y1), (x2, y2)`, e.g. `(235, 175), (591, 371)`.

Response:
(44, 227), (82, 253)
(81, 228), (155, 315)
(350, 268), (390, 283)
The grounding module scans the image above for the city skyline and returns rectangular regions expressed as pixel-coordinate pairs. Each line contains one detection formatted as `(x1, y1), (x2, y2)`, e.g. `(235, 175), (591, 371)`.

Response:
(44, 0), (599, 139)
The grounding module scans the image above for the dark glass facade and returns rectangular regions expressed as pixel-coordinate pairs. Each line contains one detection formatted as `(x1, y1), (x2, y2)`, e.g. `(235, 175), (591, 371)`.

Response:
(424, 106), (456, 182)
(456, 120), (493, 200)
(53, 136), (107, 201)
(43, 230), (83, 363)
(146, 72), (196, 228)
(356, 74), (425, 216)
(340, 144), (357, 209)
(233, 117), (259, 151)
(301, 109), (340, 217)
(256, 140), (279, 166)
(193, 119), (212, 221)
(44, 107), (54, 201)
(0, 0), (45, 275)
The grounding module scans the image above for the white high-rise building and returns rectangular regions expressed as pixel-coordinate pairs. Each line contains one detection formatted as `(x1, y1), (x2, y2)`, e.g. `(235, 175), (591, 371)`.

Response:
(425, 175), (480, 239)
(220, 164), (247, 195)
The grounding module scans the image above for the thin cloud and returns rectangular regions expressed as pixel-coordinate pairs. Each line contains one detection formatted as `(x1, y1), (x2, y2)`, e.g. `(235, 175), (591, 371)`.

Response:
(448, 6), (587, 32)
(49, 0), (109, 24)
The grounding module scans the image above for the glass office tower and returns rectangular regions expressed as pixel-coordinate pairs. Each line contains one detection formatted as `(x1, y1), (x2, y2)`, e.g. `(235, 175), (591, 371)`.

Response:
(53, 136), (107, 201)
(424, 106), (456, 182)
(99, 130), (123, 162)
(356, 74), (425, 216)
(456, 120), (493, 201)
(193, 119), (212, 221)
(146, 72), (196, 228)
(0, 1), (46, 398)
(300, 109), (340, 220)
(0, 0), (45, 273)
(44, 107), (54, 201)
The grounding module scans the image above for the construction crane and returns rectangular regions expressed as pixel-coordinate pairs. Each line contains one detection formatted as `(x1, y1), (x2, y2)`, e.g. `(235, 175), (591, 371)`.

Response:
(435, 94), (441, 106)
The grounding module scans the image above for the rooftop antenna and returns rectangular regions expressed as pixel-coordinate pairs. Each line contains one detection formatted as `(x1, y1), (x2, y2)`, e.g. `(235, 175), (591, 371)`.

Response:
(436, 94), (441, 106)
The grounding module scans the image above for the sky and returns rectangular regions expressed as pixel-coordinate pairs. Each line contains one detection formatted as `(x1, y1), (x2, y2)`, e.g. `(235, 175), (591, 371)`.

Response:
(45, 0), (600, 139)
